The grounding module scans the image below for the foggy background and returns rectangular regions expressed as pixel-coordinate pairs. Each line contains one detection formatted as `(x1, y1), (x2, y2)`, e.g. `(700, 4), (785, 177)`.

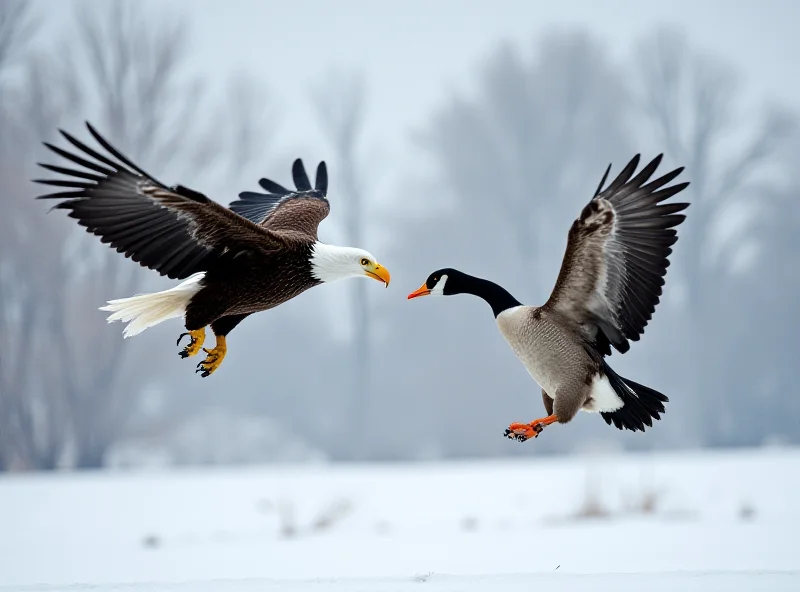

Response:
(1, 0), (798, 471)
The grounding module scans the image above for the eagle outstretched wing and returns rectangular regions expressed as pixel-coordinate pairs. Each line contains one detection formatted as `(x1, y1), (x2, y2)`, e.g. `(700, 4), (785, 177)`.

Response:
(34, 122), (282, 280)
(544, 154), (690, 357)
(230, 159), (330, 240)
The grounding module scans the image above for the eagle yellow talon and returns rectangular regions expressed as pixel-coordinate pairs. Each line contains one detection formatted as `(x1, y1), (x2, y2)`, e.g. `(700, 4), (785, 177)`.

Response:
(196, 335), (227, 378)
(178, 328), (205, 358)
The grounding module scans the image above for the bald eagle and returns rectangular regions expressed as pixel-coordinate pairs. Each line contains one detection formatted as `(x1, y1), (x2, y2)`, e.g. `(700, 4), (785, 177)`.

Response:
(35, 122), (390, 377)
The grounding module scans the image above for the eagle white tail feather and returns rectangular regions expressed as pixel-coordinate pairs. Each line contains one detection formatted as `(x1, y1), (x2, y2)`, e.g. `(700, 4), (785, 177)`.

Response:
(99, 272), (206, 338)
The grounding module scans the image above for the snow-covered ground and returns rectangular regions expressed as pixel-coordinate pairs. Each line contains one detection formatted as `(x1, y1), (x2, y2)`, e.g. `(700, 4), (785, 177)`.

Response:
(1, 447), (798, 591)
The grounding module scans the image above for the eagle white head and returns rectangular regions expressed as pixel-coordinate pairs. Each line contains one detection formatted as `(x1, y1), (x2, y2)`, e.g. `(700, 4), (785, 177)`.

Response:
(310, 243), (390, 286)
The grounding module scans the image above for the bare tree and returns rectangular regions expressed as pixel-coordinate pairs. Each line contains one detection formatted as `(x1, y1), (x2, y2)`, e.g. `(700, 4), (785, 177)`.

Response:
(367, 30), (636, 459)
(636, 26), (793, 295)
(416, 30), (633, 298)
(311, 70), (376, 458)
(61, 2), (276, 467)
(723, 140), (800, 444)
(0, 1), (75, 470)
(0, 1), (274, 470)
(634, 26), (797, 445)
(0, 0), (36, 74)
(39, 1), (211, 468)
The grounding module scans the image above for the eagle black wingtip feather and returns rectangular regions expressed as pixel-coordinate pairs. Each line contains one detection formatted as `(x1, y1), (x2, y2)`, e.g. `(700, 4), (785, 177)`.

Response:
(258, 177), (291, 195)
(58, 128), (78, 145)
(31, 124), (221, 281)
(315, 161), (328, 195)
(84, 121), (107, 147)
(292, 158), (312, 191)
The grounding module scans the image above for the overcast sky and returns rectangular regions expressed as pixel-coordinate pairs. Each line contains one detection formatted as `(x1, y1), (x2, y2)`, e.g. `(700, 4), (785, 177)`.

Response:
(30, 0), (799, 203)
(8, 0), (798, 462)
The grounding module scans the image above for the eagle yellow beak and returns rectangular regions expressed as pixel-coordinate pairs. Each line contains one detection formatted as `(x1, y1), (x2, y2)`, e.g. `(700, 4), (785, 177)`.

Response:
(365, 263), (391, 287)
(407, 282), (431, 299)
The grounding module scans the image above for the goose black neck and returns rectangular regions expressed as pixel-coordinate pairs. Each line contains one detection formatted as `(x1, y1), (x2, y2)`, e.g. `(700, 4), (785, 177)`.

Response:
(458, 275), (522, 317)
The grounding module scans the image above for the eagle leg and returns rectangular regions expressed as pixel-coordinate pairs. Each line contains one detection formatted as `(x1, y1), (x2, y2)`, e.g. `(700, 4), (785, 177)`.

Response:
(177, 328), (206, 358)
(195, 334), (227, 378)
(504, 414), (559, 442)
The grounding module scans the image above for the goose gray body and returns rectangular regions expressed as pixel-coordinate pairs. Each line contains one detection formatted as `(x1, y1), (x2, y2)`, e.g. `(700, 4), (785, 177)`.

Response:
(496, 306), (622, 419)
(409, 153), (690, 440)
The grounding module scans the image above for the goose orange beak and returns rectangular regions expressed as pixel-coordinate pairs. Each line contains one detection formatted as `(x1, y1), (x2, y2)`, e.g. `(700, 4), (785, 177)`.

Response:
(407, 283), (431, 299)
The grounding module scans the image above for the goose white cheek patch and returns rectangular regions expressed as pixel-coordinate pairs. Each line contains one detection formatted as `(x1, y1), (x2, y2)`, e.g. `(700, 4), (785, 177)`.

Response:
(430, 275), (448, 296)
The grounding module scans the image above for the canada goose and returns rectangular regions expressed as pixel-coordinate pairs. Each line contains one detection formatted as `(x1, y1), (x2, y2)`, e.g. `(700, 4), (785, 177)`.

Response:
(408, 154), (688, 441)
(35, 122), (390, 378)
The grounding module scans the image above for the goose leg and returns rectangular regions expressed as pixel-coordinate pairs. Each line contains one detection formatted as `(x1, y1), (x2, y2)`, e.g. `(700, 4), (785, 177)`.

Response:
(542, 388), (554, 416)
(504, 414), (559, 442)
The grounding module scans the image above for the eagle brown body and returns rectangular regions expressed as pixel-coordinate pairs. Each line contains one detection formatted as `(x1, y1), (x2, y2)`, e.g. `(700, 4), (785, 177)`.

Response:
(408, 154), (689, 441)
(184, 242), (319, 334)
(35, 122), (390, 377)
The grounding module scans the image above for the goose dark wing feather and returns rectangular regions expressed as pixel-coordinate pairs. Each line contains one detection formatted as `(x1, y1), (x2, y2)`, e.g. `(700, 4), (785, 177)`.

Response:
(618, 181), (689, 213)
(602, 154), (640, 195)
(35, 122), (279, 280)
(544, 154), (689, 355)
(229, 158), (330, 239)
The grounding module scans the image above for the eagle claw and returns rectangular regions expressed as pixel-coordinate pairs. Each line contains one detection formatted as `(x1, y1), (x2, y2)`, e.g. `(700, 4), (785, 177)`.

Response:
(177, 328), (205, 359)
(194, 338), (226, 378)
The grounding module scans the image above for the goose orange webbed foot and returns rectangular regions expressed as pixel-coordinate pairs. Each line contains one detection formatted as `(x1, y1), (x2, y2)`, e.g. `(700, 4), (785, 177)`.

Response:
(504, 414), (559, 442)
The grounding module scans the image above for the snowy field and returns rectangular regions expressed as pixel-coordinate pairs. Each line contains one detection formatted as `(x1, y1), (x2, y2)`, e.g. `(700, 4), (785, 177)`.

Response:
(1, 447), (798, 591)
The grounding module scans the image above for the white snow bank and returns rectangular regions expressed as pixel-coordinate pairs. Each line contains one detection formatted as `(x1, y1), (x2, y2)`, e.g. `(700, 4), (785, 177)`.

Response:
(0, 447), (797, 590)
(4, 571), (799, 592)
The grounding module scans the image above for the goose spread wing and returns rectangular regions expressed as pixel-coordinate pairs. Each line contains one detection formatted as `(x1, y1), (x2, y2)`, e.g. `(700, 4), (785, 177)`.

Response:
(229, 159), (330, 239)
(34, 122), (281, 280)
(544, 154), (690, 356)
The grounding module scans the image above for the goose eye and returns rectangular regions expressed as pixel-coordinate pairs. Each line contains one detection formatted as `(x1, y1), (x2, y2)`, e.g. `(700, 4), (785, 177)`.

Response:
(360, 258), (370, 266)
